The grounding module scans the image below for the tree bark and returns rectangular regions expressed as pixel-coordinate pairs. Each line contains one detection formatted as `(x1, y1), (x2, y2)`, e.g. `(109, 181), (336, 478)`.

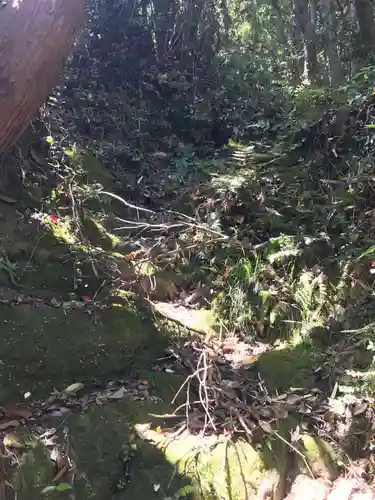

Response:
(271, 0), (302, 85)
(321, 0), (344, 86)
(0, 0), (86, 155)
(291, 0), (319, 84)
(354, 0), (375, 63)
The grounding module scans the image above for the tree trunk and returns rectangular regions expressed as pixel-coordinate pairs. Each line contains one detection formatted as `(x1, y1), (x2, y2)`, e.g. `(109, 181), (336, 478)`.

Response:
(0, 0), (86, 155)
(321, 0), (344, 86)
(354, 0), (375, 63)
(271, 0), (302, 85)
(291, 0), (319, 84)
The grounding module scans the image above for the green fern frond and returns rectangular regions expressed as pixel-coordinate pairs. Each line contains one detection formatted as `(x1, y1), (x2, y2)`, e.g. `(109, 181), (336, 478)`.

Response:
(316, 275), (328, 312)
(267, 247), (301, 265)
(294, 271), (314, 312)
(228, 257), (258, 286)
(230, 146), (256, 168)
(336, 259), (353, 302)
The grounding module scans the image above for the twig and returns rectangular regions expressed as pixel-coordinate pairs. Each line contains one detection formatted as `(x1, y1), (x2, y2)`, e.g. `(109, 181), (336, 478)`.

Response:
(273, 430), (315, 479)
(95, 190), (157, 215)
(196, 351), (217, 432)
(340, 322), (375, 335)
(171, 367), (209, 404)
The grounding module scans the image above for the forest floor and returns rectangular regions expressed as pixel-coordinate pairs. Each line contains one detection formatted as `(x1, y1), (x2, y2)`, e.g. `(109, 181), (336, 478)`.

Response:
(1, 99), (375, 499)
(0, 200), (198, 500)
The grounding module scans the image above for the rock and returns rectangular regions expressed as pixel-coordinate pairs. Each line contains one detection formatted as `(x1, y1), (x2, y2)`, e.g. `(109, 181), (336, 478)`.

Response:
(300, 434), (339, 481)
(285, 475), (331, 500)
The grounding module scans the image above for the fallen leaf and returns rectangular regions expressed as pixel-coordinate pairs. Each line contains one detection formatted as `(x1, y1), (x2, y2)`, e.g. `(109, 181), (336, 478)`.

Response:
(48, 407), (71, 417)
(273, 405), (288, 420)
(286, 393), (303, 405)
(0, 194), (16, 204)
(4, 404), (33, 420)
(3, 432), (25, 448)
(53, 464), (70, 483)
(50, 297), (59, 307)
(63, 382), (84, 395)
(108, 387), (127, 399)
(39, 428), (56, 439)
(259, 420), (273, 433)
(47, 215), (59, 224)
(42, 435), (58, 447)
(272, 393), (288, 402)
(353, 401), (368, 416)
(0, 420), (20, 431)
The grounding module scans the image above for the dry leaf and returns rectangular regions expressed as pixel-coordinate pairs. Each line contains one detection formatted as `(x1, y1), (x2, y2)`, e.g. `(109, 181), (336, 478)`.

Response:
(286, 393), (304, 405)
(259, 420), (273, 433)
(3, 432), (24, 448)
(0, 195), (16, 204)
(353, 402), (368, 416)
(273, 404), (288, 420)
(53, 464), (70, 483)
(0, 421), (19, 431)
(4, 404), (33, 420)
(108, 387), (127, 399)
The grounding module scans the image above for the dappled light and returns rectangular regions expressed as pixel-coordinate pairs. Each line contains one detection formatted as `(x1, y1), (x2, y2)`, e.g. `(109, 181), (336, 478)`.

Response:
(2, 0), (375, 498)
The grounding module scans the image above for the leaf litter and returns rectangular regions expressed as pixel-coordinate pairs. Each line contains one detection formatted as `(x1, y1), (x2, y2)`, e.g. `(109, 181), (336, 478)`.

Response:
(0, 374), (161, 496)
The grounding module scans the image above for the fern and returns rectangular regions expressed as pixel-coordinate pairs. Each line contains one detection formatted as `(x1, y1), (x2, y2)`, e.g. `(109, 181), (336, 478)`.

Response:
(315, 274), (328, 314)
(173, 484), (196, 499)
(267, 247), (301, 265)
(336, 259), (352, 302)
(294, 271), (314, 313)
(230, 146), (256, 168)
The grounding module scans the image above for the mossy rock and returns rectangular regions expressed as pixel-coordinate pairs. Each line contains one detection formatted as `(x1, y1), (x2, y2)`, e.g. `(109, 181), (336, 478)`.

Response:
(82, 212), (120, 250)
(10, 378), (195, 500)
(135, 428), (273, 500)
(257, 340), (321, 392)
(79, 150), (115, 187)
(298, 434), (339, 480)
(0, 303), (166, 400)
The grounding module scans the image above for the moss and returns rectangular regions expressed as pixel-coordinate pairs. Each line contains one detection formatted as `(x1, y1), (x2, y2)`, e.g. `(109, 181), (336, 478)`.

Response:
(80, 150), (115, 187)
(136, 428), (268, 500)
(185, 308), (218, 336)
(11, 380), (195, 500)
(299, 434), (339, 480)
(257, 339), (321, 391)
(11, 439), (53, 498)
(0, 304), (166, 400)
(47, 219), (76, 245)
(82, 212), (120, 250)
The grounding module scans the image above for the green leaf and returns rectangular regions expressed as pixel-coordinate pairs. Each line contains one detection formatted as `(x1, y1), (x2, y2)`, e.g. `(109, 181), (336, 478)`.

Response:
(366, 124), (375, 129)
(45, 136), (54, 144)
(41, 483), (72, 494)
(63, 148), (74, 157)
(41, 486), (56, 494)
(55, 483), (72, 491)
(270, 308), (278, 325)
(63, 382), (84, 395)
(357, 246), (375, 260)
